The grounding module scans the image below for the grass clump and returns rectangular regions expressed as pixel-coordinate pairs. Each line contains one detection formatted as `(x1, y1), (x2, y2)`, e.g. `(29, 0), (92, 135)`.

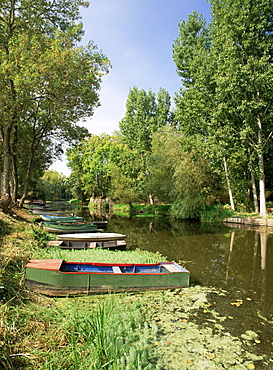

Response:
(1, 296), (159, 369)
(35, 247), (167, 264)
(43, 299), (158, 370)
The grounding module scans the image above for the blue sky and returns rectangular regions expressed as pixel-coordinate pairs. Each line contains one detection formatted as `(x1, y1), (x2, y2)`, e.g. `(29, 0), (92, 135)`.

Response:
(51, 0), (211, 174)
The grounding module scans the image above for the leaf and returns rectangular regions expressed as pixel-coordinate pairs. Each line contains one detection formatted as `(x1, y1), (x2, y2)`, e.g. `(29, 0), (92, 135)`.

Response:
(247, 364), (255, 369)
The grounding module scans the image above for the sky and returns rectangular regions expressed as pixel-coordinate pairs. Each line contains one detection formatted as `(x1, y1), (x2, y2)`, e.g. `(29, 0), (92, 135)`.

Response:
(51, 0), (211, 175)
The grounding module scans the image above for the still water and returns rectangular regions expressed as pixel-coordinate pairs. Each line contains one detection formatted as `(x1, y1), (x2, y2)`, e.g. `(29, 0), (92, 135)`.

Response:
(53, 203), (273, 356)
(107, 216), (273, 357)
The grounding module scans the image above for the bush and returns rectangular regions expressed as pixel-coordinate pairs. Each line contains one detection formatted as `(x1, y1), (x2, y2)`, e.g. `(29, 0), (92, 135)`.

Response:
(199, 204), (234, 222)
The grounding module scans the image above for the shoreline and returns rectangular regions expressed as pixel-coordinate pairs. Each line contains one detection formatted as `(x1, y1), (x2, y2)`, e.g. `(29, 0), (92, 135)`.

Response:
(223, 217), (273, 233)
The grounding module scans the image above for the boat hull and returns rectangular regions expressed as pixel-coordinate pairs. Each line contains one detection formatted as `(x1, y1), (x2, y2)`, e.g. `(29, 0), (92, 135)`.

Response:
(25, 259), (190, 296)
(42, 222), (98, 233)
(40, 215), (84, 222)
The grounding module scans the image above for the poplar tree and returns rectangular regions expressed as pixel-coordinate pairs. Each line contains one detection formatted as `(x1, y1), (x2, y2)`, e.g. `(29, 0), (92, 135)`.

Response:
(210, 0), (273, 216)
(119, 86), (173, 203)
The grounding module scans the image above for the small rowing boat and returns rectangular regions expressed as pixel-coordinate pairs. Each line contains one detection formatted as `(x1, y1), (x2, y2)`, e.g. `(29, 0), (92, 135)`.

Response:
(40, 215), (84, 222)
(25, 259), (190, 296)
(42, 222), (98, 234)
(56, 233), (127, 242)
(48, 240), (126, 250)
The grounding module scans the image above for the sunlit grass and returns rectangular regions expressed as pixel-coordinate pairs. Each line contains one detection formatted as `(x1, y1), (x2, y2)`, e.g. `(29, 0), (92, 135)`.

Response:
(35, 246), (167, 264)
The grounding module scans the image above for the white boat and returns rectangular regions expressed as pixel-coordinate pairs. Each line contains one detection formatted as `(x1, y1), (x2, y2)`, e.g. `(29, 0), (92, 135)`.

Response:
(57, 232), (126, 242)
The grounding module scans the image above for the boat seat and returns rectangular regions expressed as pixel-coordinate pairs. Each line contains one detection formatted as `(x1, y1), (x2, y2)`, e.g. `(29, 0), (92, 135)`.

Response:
(112, 266), (122, 273)
(163, 264), (181, 272)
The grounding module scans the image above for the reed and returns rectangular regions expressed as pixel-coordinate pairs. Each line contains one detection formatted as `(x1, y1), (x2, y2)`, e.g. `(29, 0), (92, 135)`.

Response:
(35, 298), (158, 369)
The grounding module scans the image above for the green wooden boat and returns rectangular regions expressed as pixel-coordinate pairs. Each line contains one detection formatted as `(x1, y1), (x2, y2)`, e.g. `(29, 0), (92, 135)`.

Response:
(25, 259), (190, 296)
(42, 222), (98, 234)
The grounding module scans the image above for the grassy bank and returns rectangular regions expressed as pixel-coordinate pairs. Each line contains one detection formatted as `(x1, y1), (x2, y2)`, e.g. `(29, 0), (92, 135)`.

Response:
(0, 208), (168, 369)
(0, 208), (271, 369)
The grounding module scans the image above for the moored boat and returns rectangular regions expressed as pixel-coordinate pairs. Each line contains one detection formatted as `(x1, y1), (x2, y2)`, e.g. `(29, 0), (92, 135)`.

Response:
(31, 208), (58, 214)
(42, 222), (98, 234)
(40, 215), (84, 222)
(25, 259), (190, 296)
(57, 232), (127, 242)
(48, 240), (126, 250)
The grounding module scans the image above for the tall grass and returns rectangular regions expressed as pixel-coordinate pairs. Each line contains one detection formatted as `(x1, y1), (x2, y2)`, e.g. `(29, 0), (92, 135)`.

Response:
(36, 298), (158, 370)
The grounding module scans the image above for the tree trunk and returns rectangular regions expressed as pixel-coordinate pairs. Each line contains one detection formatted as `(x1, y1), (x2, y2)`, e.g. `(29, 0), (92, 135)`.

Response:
(257, 116), (267, 217)
(11, 152), (18, 205)
(0, 128), (12, 209)
(258, 151), (267, 217)
(18, 165), (32, 208)
(18, 145), (36, 208)
(223, 156), (235, 211)
(249, 156), (259, 213)
(11, 125), (19, 204)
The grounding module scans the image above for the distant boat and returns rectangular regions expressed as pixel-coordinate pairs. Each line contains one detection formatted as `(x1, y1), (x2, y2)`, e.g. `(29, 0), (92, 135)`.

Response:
(40, 215), (107, 227)
(27, 200), (46, 206)
(57, 233), (127, 242)
(31, 208), (58, 214)
(38, 212), (75, 218)
(42, 222), (98, 234)
(40, 215), (84, 222)
(25, 259), (190, 296)
(48, 240), (126, 250)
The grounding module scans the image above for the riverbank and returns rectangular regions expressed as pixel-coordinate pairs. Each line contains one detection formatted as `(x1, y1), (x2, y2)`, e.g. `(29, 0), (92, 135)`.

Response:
(0, 207), (272, 369)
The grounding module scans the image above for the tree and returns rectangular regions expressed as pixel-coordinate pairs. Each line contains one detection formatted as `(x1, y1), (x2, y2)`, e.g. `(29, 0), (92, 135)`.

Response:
(37, 170), (70, 200)
(173, 4), (273, 216)
(0, 0), (110, 208)
(67, 134), (122, 199)
(119, 87), (173, 151)
(148, 127), (223, 218)
(209, 0), (273, 217)
(119, 86), (173, 203)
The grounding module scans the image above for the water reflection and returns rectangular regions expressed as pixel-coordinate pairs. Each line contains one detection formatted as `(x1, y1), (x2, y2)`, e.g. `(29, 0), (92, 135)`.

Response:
(104, 217), (273, 320)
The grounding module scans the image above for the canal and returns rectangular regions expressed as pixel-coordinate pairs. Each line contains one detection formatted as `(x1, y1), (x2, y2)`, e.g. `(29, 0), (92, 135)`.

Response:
(109, 216), (273, 361)
(54, 202), (273, 361)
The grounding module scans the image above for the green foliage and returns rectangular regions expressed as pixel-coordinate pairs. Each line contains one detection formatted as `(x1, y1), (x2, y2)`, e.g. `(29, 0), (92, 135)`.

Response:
(67, 134), (122, 199)
(37, 170), (71, 200)
(147, 127), (224, 219)
(31, 225), (56, 248)
(199, 204), (235, 222)
(119, 87), (173, 152)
